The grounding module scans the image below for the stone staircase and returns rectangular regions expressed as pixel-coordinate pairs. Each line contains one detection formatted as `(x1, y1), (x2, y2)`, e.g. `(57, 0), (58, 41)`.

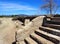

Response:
(16, 16), (60, 44)
(43, 17), (60, 29)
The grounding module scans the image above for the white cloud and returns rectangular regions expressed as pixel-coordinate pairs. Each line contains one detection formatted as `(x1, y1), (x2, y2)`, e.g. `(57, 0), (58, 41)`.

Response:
(0, 2), (37, 11)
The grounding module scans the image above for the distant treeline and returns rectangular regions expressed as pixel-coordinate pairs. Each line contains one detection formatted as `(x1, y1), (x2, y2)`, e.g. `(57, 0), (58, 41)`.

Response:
(0, 15), (27, 17)
(0, 14), (39, 17)
(0, 14), (60, 17)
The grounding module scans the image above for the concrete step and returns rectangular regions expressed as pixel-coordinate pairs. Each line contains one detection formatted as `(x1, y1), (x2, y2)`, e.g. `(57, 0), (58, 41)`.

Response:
(35, 30), (60, 44)
(39, 26), (60, 33)
(51, 17), (60, 20)
(39, 26), (60, 36)
(46, 20), (60, 25)
(46, 17), (60, 20)
(43, 23), (60, 29)
(35, 29), (60, 40)
(25, 36), (37, 44)
(30, 33), (54, 44)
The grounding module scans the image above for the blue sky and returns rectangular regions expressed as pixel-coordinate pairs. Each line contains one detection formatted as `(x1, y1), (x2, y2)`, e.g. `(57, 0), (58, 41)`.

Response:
(0, 0), (60, 15)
